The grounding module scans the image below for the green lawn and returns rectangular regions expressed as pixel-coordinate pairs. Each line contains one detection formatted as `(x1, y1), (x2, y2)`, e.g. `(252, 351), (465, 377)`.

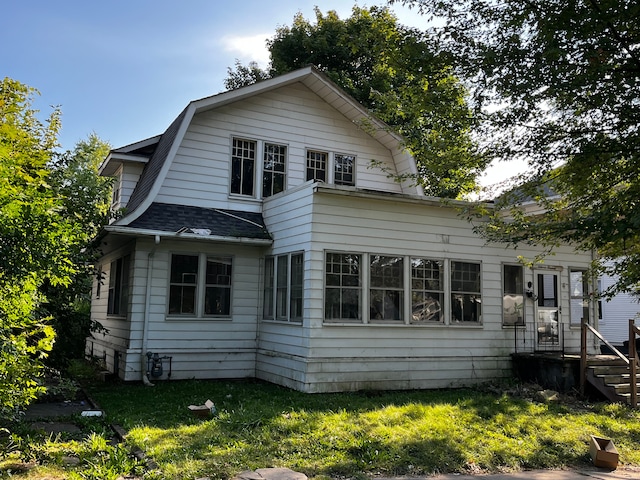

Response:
(87, 380), (640, 480)
(3, 379), (640, 480)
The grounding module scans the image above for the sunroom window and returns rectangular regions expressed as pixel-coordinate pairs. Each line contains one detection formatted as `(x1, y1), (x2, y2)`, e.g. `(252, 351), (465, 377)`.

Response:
(451, 261), (481, 323)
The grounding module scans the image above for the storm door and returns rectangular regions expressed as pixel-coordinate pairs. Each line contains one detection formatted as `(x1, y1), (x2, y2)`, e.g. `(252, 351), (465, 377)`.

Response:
(534, 271), (561, 348)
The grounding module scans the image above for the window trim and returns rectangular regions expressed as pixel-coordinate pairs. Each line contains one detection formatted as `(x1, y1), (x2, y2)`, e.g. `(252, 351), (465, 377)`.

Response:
(262, 142), (288, 198)
(167, 252), (234, 319)
(569, 268), (591, 326)
(306, 149), (327, 182)
(230, 137), (257, 197)
(107, 254), (130, 318)
(502, 263), (525, 327)
(323, 252), (483, 326)
(263, 252), (304, 323)
(333, 152), (356, 186)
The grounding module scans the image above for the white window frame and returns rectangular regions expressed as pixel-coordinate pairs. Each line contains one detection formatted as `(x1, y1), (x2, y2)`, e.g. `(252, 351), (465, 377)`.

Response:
(167, 253), (233, 319)
(263, 252), (304, 323)
(262, 142), (287, 197)
(323, 253), (483, 326)
(306, 150), (327, 182)
(502, 264), (525, 326)
(230, 137), (257, 197)
(333, 153), (356, 186)
(569, 268), (590, 326)
(107, 255), (130, 317)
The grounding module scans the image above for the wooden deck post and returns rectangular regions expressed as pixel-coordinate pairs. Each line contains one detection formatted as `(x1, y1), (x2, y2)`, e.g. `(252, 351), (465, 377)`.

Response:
(580, 317), (587, 396)
(631, 319), (638, 408)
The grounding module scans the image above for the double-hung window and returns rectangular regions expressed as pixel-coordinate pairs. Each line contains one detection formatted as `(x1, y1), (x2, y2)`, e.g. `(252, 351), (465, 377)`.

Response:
(503, 264), (524, 326)
(306, 150), (327, 182)
(334, 153), (356, 186)
(262, 143), (287, 197)
(325, 252), (361, 322)
(263, 253), (303, 322)
(411, 258), (444, 323)
(168, 253), (233, 317)
(231, 138), (256, 196)
(570, 269), (590, 325)
(107, 255), (130, 316)
(370, 255), (404, 321)
(451, 261), (482, 323)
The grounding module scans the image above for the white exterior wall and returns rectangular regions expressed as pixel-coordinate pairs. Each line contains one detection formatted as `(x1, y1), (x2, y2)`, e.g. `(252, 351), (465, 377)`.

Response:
(87, 243), (135, 376)
(599, 272), (640, 345)
(293, 189), (596, 393)
(92, 237), (265, 381)
(154, 83), (403, 212)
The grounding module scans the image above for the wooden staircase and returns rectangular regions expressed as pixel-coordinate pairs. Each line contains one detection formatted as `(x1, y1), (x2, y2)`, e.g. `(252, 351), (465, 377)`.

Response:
(581, 318), (640, 407)
(586, 356), (640, 404)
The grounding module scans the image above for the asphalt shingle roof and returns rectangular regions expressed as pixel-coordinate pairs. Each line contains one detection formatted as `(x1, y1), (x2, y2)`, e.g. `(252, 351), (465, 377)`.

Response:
(128, 203), (271, 240)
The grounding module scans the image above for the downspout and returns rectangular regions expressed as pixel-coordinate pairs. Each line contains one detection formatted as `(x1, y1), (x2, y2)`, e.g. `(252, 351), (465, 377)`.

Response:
(141, 235), (161, 386)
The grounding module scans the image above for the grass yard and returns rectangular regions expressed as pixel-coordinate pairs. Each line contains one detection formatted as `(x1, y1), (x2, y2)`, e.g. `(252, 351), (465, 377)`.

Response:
(3, 379), (640, 480)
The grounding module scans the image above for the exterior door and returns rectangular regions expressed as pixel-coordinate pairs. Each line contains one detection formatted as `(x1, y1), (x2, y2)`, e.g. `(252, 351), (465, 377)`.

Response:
(535, 270), (561, 348)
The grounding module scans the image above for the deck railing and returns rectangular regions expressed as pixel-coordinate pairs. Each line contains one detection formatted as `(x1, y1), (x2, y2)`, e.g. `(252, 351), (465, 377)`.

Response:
(580, 318), (639, 407)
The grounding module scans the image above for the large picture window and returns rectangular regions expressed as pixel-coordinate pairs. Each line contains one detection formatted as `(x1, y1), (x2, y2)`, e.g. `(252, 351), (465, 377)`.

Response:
(325, 253), (361, 321)
(263, 252), (303, 323)
(107, 255), (130, 316)
(370, 255), (404, 321)
(168, 253), (233, 317)
(263, 143), (286, 197)
(411, 258), (443, 323)
(503, 264), (524, 326)
(231, 138), (256, 196)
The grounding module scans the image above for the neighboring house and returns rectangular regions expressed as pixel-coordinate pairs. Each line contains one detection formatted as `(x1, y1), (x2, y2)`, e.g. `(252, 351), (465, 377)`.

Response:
(88, 66), (599, 393)
(598, 267), (640, 347)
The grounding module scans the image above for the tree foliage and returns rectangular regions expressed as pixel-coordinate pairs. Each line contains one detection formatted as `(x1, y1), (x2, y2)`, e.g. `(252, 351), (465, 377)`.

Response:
(225, 6), (487, 198)
(0, 78), (80, 418)
(395, 0), (640, 296)
(44, 134), (112, 370)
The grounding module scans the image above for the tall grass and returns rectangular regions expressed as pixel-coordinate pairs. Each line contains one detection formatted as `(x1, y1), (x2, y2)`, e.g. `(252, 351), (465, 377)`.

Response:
(88, 380), (640, 480)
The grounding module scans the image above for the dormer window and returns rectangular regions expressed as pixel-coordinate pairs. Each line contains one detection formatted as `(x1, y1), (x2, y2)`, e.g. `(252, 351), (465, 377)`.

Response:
(231, 138), (256, 196)
(306, 150), (327, 182)
(111, 175), (121, 208)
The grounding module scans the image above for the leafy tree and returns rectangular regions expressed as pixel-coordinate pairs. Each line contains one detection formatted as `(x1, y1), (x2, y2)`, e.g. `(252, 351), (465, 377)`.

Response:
(394, 0), (640, 297)
(44, 134), (112, 370)
(225, 6), (486, 198)
(0, 78), (82, 418)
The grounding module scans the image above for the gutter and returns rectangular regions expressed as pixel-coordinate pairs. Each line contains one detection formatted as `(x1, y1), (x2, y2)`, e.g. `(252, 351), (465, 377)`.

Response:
(103, 225), (272, 246)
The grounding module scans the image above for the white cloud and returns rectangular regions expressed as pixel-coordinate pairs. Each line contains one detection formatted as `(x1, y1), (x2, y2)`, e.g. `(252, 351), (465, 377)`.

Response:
(220, 33), (271, 68)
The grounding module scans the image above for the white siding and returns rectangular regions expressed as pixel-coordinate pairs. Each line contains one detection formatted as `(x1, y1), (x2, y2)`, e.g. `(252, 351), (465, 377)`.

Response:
(599, 272), (640, 345)
(154, 83), (402, 211)
(292, 188), (595, 392)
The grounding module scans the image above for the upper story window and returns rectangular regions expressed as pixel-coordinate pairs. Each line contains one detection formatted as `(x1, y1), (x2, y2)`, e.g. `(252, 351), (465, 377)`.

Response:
(263, 143), (287, 197)
(231, 138), (256, 196)
(306, 150), (327, 182)
(334, 153), (356, 186)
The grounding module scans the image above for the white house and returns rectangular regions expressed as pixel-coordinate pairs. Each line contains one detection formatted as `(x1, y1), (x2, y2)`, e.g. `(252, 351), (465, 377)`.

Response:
(88, 66), (599, 393)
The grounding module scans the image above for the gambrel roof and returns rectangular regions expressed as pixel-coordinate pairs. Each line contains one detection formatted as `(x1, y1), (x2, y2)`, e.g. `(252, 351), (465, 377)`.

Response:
(104, 66), (421, 228)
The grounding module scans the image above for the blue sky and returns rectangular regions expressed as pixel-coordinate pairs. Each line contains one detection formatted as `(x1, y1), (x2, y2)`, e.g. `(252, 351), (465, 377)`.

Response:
(2, 1), (515, 186)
